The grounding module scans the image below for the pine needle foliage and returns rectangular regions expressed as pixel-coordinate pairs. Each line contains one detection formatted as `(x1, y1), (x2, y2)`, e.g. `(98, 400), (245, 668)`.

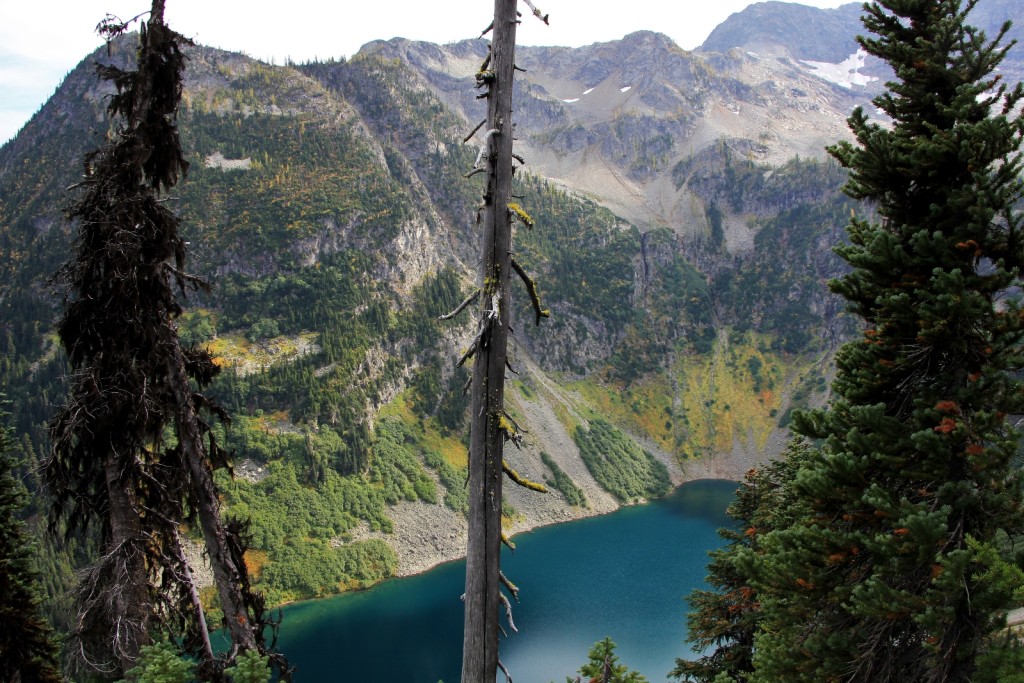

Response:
(682, 1), (1024, 681)
(754, 1), (1024, 681)
(674, 440), (814, 683)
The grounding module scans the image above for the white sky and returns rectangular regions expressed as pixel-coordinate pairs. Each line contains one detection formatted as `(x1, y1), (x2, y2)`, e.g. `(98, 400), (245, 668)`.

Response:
(0, 0), (851, 144)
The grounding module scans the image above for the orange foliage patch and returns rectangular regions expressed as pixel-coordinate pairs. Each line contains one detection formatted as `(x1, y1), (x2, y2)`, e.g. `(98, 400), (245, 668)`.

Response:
(934, 417), (957, 434)
(244, 549), (269, 580)
(934, 400), (959, 414)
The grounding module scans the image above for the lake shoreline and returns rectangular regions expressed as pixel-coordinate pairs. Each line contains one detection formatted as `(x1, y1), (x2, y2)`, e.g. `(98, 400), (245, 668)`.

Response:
(347, 453), (743, 583)
(273, 479), (742, 682)
(187, 455), (747, 609)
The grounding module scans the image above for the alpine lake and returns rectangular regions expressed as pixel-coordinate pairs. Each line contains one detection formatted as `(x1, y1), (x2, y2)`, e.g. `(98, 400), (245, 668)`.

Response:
(257, 479), (737, 682)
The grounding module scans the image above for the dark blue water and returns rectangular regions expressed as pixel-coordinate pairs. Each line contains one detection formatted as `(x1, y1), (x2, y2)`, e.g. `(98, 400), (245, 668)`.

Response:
(273, 479), (736, 682)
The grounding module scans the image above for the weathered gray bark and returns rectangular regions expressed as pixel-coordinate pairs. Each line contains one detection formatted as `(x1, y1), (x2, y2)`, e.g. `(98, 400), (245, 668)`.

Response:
(461, 0), (519, 681)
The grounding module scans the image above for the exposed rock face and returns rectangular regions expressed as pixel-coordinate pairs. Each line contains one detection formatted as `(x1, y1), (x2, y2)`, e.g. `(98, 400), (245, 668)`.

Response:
(358, 27), (870, 233)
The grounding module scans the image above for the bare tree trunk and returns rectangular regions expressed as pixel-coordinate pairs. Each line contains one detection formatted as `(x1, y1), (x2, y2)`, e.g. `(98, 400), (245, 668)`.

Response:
(172, 528), (215, 664)
(168, 349), (258, 656)
(102, 453), (151, 672)
(461, 1), (518, 681)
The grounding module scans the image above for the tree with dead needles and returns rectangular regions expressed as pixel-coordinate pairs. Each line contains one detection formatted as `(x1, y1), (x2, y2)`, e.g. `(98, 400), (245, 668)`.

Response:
(44, 1), (285, 679)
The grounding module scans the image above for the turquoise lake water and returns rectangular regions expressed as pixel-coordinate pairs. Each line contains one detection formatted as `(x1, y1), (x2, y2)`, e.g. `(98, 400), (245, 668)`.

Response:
(271, 478), (737, 682)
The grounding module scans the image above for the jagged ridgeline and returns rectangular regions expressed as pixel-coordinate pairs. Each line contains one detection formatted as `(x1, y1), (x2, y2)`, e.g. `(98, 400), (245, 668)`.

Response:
(0, 33), (855, 608)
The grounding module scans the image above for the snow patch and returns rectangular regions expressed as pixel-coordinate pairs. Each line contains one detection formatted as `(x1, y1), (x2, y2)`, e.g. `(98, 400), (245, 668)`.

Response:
(620, 86), (631, 92)
(204, 152), (251, 171)
(562, 98), (580, 103)
(582, 88), (594, 95)
(801, 49), (877, 89)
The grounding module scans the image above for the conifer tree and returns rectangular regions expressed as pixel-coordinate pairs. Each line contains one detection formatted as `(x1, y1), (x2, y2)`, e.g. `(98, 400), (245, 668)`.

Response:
(673, 440), (813, 683)
(0, 400), (61, 683)
(569, 637), (648, 683)
(743, 1), (1024, 681)
(44, 1), (281, 677)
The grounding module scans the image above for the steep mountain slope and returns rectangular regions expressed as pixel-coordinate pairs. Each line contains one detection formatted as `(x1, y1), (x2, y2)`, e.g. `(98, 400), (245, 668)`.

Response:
(9, 0), (1020, 602)
(359, 30), (867, 232)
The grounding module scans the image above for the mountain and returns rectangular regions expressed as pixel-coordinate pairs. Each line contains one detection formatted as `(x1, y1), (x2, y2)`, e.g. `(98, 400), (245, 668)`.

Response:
(701, 1), (1024, 87)
(359, 29), (868, 231)
(1, 1), (1019, 607)
(702, 1), (866, 63)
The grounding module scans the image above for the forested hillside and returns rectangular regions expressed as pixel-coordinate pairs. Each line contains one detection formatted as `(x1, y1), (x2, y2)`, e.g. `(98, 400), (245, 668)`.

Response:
(0, 28), (857, 614)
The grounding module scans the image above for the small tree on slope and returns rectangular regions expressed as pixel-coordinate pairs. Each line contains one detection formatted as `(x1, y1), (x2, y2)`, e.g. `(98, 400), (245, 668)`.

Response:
(0, 400), (61, 683)
(745, 0), (1024, 681)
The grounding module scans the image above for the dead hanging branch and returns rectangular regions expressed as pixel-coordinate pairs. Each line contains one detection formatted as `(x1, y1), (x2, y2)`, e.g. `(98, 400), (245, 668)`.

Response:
(464, 118), (488, 144)
(497, 411), (525, 449)
(466, 128), (500, 178)
(511, 257), (551, 326)
(474, 129), (500, 167)
(500, 571), (520, 600)
(498, 659), (514, 683)
(507, 203), (534, 228)
(439, 288), (481, 321)
(501, 532), (516, 551)
(503, 460), (548, 492)
(457, 295), (500, 368)
(457, 314), (492, 368)
(521, 0), (550, 24)
(499, 591), (519, 633)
